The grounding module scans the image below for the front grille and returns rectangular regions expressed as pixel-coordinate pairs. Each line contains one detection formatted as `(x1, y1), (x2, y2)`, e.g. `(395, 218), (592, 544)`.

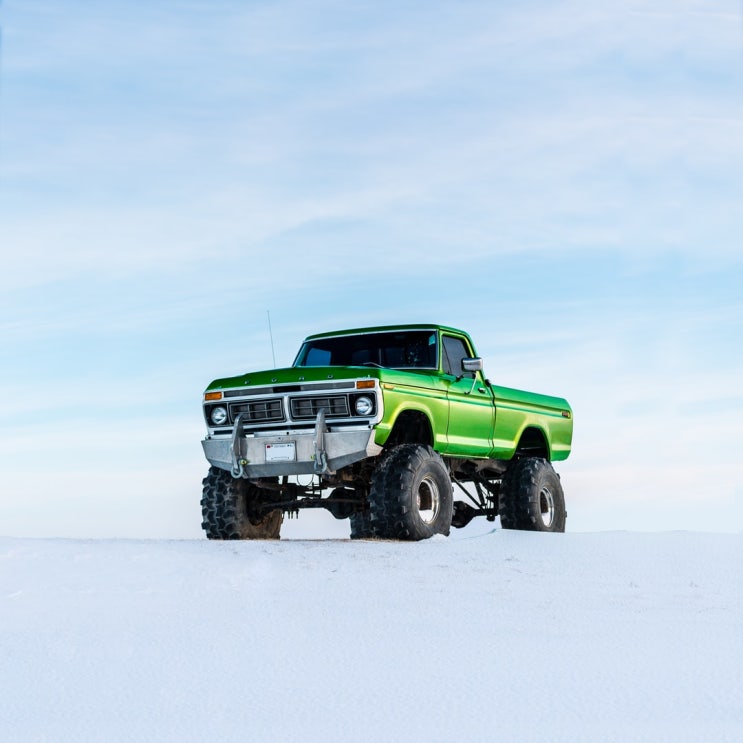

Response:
(224, 387), (274, 397)
(231, 399), (284, 423)
(290, 395), (349, 419)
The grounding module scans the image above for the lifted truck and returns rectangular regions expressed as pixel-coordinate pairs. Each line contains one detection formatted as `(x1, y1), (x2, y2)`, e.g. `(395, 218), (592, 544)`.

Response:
(200, 324), (573, 541)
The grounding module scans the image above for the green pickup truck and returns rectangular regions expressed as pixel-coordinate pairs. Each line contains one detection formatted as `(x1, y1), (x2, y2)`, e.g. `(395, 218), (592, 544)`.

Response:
(201, 324), (573, 541)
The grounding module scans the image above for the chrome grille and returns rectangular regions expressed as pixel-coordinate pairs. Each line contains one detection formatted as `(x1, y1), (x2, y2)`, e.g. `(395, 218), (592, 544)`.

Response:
(231, 399), (284, 423)
(290, 395), (349, 419)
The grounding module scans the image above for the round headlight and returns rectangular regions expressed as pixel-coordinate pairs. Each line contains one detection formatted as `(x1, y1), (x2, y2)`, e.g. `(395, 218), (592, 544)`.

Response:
(355, 396), (373, 416)
(210, 406), (228, 426)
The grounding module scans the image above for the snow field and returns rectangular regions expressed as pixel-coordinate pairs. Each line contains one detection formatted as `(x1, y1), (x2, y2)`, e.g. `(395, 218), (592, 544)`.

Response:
(1, 531), (741, 742)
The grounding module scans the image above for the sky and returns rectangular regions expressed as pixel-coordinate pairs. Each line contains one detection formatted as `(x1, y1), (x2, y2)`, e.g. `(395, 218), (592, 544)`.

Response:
(0, 0), (742, 538)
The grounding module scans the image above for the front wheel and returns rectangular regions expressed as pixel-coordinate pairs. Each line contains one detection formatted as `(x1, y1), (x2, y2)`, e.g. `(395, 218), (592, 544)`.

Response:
(499, 457), (566, 532)
(369, 444), (453, 541)
(349, 509), (374, 539)
(201, 466), (283, 539)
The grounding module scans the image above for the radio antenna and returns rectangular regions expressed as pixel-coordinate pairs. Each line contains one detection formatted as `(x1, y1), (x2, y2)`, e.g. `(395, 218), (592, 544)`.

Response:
(267, 310), (277, 367)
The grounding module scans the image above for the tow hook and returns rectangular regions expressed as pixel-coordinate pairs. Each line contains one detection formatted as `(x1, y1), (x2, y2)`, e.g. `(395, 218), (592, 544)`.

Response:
(313, 409), (329, 474)
(231, 413), (248, 478)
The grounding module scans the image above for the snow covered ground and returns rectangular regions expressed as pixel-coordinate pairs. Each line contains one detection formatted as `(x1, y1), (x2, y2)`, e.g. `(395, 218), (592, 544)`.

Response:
(2, 531), (741, 742)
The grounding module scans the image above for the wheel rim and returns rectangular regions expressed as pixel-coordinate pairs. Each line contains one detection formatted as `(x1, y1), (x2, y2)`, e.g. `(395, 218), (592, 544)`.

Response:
(539, 486), (555, 528)
(417, 475), (440, 525)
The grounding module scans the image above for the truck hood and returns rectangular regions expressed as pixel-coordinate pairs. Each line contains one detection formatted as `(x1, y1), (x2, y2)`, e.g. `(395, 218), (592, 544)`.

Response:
(205, 366), (378, 392)
(204, 365), (439, 392)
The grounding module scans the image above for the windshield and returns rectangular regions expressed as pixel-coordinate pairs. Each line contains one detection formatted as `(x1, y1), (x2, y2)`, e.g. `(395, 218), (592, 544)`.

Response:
(294, 330), (438, 369)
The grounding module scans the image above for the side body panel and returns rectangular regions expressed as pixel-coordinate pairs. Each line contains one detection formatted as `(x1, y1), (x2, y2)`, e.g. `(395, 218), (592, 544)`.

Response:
(489, 384), (573, 461)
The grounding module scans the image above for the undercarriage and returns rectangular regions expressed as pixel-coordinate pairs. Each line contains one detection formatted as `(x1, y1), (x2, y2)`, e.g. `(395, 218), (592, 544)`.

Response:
(232, 454), (510, 529)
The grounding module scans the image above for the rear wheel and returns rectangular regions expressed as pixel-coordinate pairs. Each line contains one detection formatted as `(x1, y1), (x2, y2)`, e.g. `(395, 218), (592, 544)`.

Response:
(369, 444), (453, 541)
(499, 457), (566, 532)
(201, 466), (283, 539)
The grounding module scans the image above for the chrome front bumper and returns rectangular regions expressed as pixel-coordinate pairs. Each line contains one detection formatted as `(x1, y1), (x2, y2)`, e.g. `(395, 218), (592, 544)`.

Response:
(202, 411), (382, 478)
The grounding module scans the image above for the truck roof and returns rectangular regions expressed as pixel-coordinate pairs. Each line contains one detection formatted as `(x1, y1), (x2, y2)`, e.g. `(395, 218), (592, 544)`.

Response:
(304, 324), (470, 341)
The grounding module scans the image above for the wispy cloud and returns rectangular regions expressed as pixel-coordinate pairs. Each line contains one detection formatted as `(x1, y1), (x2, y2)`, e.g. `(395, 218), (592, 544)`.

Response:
(1, 0), (742, 536)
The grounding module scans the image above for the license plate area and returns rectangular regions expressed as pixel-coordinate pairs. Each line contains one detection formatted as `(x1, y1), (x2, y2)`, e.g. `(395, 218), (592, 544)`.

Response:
(265, 442), (296, 462)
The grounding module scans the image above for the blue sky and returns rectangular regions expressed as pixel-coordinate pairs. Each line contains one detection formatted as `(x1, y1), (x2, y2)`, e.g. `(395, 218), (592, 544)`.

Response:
(1, 0), (742, 537)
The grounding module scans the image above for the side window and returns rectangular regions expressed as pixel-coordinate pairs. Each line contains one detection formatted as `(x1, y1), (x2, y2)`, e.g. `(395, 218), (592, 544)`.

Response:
(442, 336), (474, 378)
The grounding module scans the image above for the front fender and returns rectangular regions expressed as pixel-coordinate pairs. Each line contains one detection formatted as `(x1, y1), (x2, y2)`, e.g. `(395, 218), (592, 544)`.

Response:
(373, 384), (447, 450)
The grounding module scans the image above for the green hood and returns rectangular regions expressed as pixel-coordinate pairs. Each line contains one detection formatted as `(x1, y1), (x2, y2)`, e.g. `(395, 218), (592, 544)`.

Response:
(205, 366), (378, 392)
(204, 364), (440, 393)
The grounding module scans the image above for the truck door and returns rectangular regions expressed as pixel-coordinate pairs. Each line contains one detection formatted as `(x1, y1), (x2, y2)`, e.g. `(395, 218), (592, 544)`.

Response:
(441, 334), (494, 456)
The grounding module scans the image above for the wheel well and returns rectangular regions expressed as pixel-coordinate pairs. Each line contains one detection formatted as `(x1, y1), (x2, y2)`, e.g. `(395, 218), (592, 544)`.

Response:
(385, 410), (433, 448)
(515, 427), (549, 459)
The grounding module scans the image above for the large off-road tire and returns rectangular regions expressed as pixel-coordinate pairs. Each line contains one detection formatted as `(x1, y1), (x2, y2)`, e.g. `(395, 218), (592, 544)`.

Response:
(201, 466), (283, 539)
(369, 444), (453, 541)
(499, 457), (566, 532)
(349, 510), (374, 539)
